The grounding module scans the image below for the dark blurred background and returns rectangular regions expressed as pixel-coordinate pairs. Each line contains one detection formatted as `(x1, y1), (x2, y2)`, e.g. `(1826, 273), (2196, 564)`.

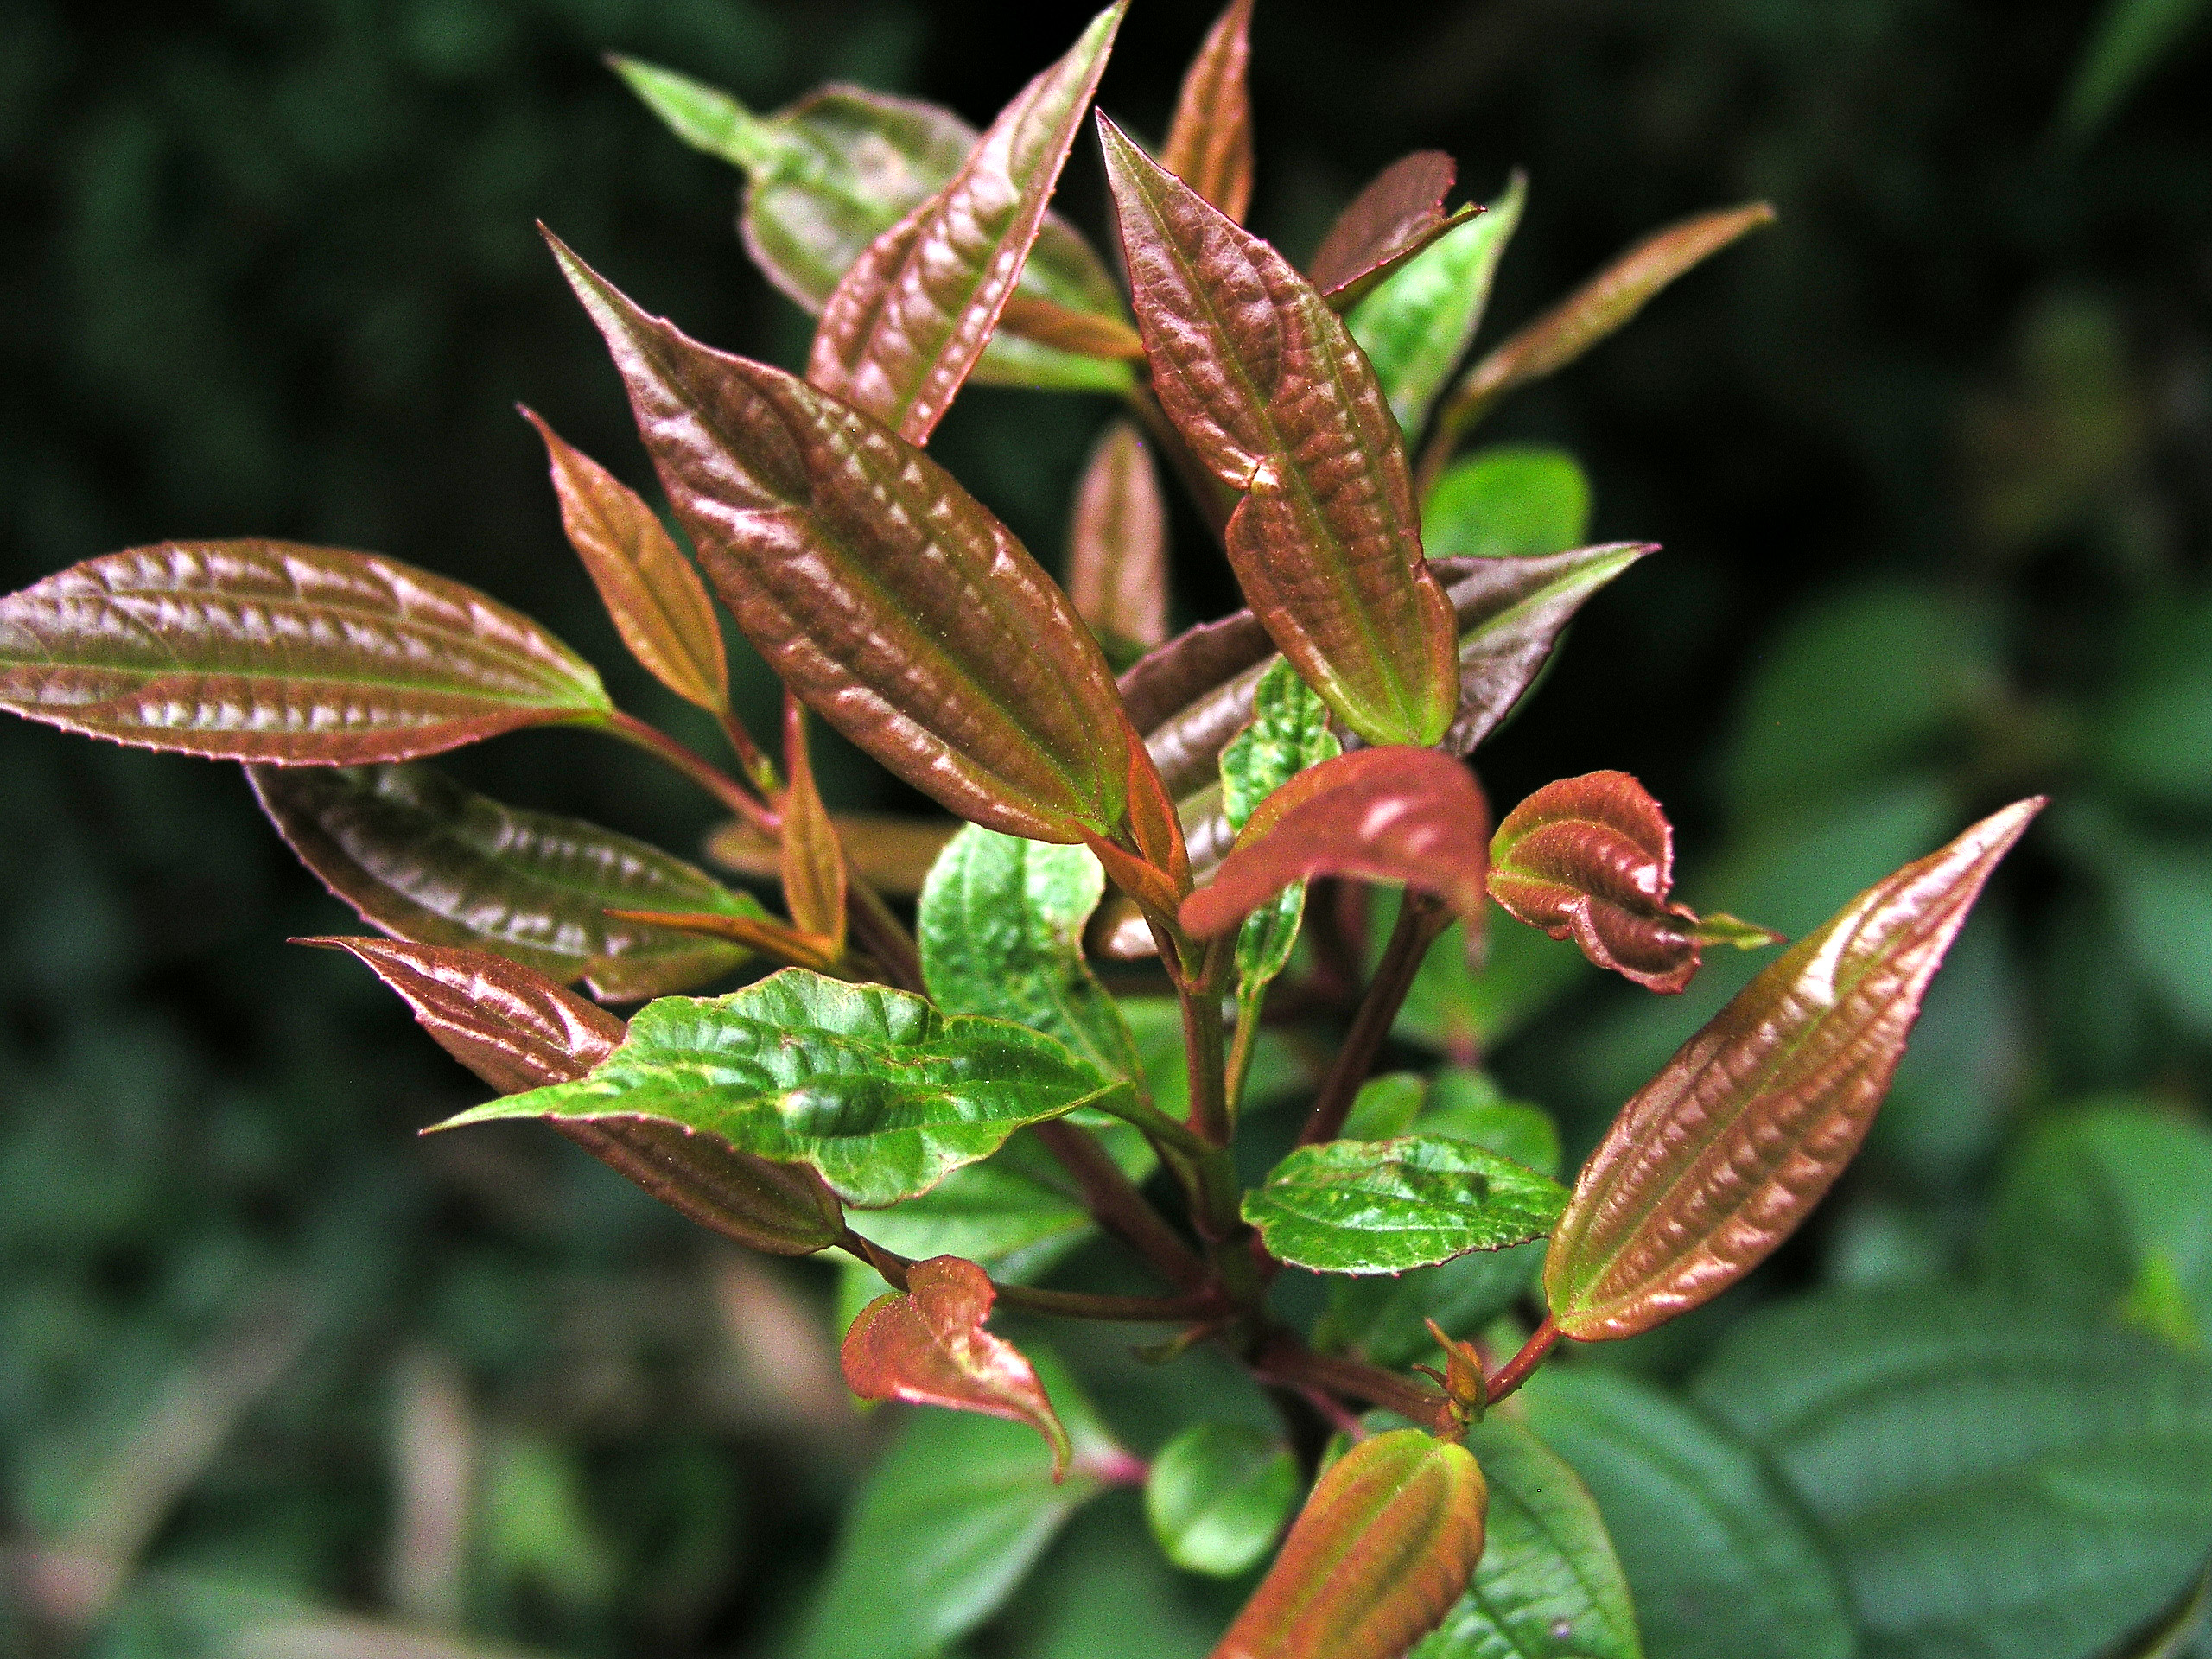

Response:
(2, 1), (2207, 1654)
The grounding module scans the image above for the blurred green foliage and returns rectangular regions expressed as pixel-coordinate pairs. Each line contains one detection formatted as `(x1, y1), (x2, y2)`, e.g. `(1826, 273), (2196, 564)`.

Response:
(2, 0), (2208, 1655)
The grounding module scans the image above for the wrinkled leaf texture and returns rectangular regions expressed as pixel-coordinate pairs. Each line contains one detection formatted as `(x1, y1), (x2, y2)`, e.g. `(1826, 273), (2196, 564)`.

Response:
(1159, 0), (1256, 223)
(553, 236), (1146, 847)
(1545, 797), (2044, 1339)
(806, 2), (1126, 442)
(842, 1255), (1072, 1478)
(251, 762), (759, 1000)
(1212, 1428), (1487, 1659)
(308, 936), (844, 1254)
(1308, 151), (1479, 312)
(0, 541), (609, 763)
(1101, 117), (1459, 750)
(435, 969), (1126, 1209)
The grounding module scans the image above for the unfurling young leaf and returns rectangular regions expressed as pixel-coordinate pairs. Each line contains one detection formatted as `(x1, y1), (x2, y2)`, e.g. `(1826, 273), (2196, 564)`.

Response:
(1545, 798), (2045, 1341)
(309, 937), (845, 1254)
(551, 238), (1154, 849)
(431, 969), (1128, 1209)
(1307, 151), (1480, 312)
(1099, 117), (1460, 751)
(1066, 419), (1170, 666)
(806, 1), (1128, 442)
(1160, 0), (1257, 224)
(522, 406), (728, 715)
(778, 696), (848, 955)
(1351, 171), (1526, 438)
(1242, 1135), (1567, 1274)
(1489, 771), (1780, 993)
(1145, 1422), (1300, 1578)
(251, 763), (761, 1000)
(0, 541), (610, 763)
(1182, 748), (1491, 940)
(842, 1255), (1074, 1478)
(1212, 1428), (1487, 1659)
(1430, 200), (1777, 456)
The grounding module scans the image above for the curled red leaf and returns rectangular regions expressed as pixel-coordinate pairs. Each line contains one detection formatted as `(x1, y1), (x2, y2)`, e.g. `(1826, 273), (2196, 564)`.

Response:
(1180, 747), (1491, 939)
(1545, 798), (2044, 1340)
(842, 1255), (1073, 1478)
(1307, 151), (1479, 311)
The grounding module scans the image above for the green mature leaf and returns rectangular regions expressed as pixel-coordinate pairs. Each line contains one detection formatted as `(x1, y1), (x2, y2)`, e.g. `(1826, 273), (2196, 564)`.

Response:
(1351, 172), (1526, 438)
(1340, 1072), (1432, 1141)
(808, 2), (1127, 442)
(1215, 1428), (1488, 1659)
(919, 824), (1141, 1084)
(0, 541), (611, 763)
(1160, 0), (1257, 223)
(1382, 894), (1593, 1060)
(613, 64), (1132, 393)
(1694, 1286), (2212, 1659)
(793, 1351), (1124, 1659)
(1066, 419), (1170, 667)
(1413, 1416), (1643, 1659)
(1100, 117), (1460, 750)
(1983, 1102), (2212, 1351)
(1222, 658), (1342, 1004)
(1516, 1368), (1855, 1659)
(432, 969), (1127, 1208)
(552, 239), (1145, 846)
(251, 763), (758, 1000)
(1545, 799), (2041, 1341)
(1243, 1135), (1566, 1275)
(2059, 0), (2211, 141)
(1145, 1422), (1300, 1578)
(1423, 444), (1592, 561)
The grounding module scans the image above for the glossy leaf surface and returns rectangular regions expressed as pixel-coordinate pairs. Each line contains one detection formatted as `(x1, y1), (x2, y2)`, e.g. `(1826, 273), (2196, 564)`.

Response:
(1145, 1422), (1299, 1578)
(793, 1351), (1123, 1659)
(0, 541), (610, 763)
(1212, 1428), (1486, 1659)
(1411, 1416), (1643, 1659)
(807, 2), (1126, 442)
(1490, 770), (1778, 993)
(842, 1255), (1072, 1477)
(1182, 747), (1491, 939)
(918, 823), (1141, 1084)
(1308, 152), (1479, 312)
(1222, 659), (1341, 997)
(1101, 118), (1459, 749)
(1066, 419), (1169, 664)
(524, 407), (728, 714)
(778, 697), (848, 951)
(1160, 0), (1256, 223)
(1438, 201), (1776, 437)
(1439, 545), (1649, 755)
(556, 241), (1140, 844)
(1545, 798), (2044, 1340)
(1351, 172), (1525, 437)
(434, 969), (1124, 1208)
(252, 762), (758, 1000)
(1696, 1286), (2212, 1659)
(1516, 1368), (1855, 1659)
(312, 937), (845, 1253)
(1243, 1135), (1566, 1274)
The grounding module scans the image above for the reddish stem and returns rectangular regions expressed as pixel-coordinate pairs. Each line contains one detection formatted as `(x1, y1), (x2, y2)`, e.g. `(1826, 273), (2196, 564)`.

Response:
(1252, 1335), (1456, 1436)
(1297, 892), (1452, 1146)
(841, 1233), (1226, 1324)
(601, 710), (778, 836)
(1032, 1121), (1206, 1290)
(1483, 1316), (1560, 1405)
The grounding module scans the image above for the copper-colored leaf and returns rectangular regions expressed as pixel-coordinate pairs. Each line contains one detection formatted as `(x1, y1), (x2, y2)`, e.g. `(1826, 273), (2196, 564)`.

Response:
(604, 906), (842, 974)
(1100, 118), (1459, 750)
(1434, 200), (1776, 442)
(552, 238), (1144, 846)
(806, 2), (1127, 442)
(522, 407), (728, 715)
(1211, 1427), (1487, 1659)
(779, 695), (849, 951)
(1160, 0), (1257, 225)
(708, 811), (957, 899)
(1307, 151), (1479, 313)
(996, 294), (1147, 360)
(0, 541), (610, 764)
(1545, 798), (2045, 1340)
(1181, 747), (1491, 938)
(307, 936), (844, 1254)
(842, 1255), (1073, 1478)
(1489, 770), (1780, 994)
(1067, 420), (1170, 664)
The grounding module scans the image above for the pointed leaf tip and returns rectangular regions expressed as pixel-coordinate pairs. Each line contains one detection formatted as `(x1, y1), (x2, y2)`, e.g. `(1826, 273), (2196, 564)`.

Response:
(1099, 117), (1459, 749)
(842, 1255), (1074, 1479)
(1546, 797), (2044, 1340)
(1309, 150), (1479, 311)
